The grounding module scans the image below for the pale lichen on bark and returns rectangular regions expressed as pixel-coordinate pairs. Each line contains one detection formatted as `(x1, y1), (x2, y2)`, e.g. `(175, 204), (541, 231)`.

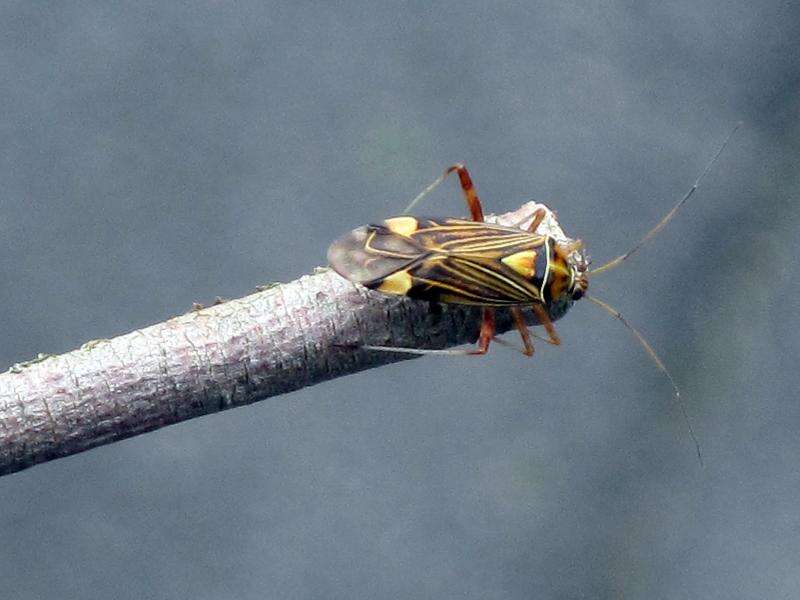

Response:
(0, 203), (573, 477)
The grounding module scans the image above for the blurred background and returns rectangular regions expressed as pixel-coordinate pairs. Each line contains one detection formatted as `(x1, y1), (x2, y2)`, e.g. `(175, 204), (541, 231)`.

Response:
(1, 2), (798, 598)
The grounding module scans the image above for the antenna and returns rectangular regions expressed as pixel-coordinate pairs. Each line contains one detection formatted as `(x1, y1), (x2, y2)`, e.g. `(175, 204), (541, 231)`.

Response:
(403, 171), (449, 214)
(591, 122), (742, 276)
(586, 294), (703, 466)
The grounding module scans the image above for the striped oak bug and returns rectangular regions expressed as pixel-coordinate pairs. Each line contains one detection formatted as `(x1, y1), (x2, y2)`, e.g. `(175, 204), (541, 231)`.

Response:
(328, 126), (739, 462)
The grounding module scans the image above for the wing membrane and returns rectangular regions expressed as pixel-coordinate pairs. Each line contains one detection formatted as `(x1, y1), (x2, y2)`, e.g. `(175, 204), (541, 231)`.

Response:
(328, 223), (423, 284)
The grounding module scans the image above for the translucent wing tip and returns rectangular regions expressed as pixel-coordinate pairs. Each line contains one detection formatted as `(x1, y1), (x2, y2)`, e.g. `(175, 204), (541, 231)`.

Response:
(328, 223), (422, 286)
(327, 226), (375, 284)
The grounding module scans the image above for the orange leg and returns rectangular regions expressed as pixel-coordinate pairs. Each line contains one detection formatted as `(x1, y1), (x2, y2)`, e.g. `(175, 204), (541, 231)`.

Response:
(469, 307), (495, 354)
(444, 164), (485, 222)
(362, 307), (495, 356)
(526, 208), (547, 233)
(403, 163), (486, 223)
(509, 307), (535, 356)
(530, 303), (561, 346)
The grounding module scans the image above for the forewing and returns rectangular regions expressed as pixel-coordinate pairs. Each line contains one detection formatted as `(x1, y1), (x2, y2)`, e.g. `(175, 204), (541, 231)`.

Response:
(402, 218), (546, 305)
(405, 255), (541, 305)
(328, 221), (424, 285)
(408, 217), (541, 259)
(329, 216), (545, 306)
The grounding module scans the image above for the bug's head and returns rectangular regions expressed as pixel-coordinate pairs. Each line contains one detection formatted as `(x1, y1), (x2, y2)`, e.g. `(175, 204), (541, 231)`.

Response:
(554, 240), (589, 302)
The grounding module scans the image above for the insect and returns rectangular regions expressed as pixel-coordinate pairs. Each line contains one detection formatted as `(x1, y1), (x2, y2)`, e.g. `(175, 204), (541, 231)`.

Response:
(328, 126), (739, 463)
(330, 127), (737, 357)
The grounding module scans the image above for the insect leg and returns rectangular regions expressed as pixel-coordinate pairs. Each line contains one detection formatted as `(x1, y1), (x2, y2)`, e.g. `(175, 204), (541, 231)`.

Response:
(509, 307), (535, 356)
(526, 208), (547, 233)
(529, 303), (561, 346)
(446, 164), (485, 222)
(361, 307), (495, 356)
(472, 307), (495, 354)
(403, 163), (485, 222)
(361, 346), (480, 356)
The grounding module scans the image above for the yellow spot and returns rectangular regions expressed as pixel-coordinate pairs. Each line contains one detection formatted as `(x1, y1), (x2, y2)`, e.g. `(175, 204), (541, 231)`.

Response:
(384, 216), (418, 236)
(501, 250), (537, 278)
(377, 270), (413, 295)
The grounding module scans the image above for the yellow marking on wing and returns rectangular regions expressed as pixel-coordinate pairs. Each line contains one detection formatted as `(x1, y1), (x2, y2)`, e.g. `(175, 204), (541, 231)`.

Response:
(457, 259), (541, 301)
(418, 223), (505, 234)
(501, 250), (538, 278)
(442, 235), (536, 251)
(384, 216), (418, 236)
(437, 258), (539, 304)
(410, 254), (528, 305)
(377, 269), (413, 295)
(364, 230), (422, 259)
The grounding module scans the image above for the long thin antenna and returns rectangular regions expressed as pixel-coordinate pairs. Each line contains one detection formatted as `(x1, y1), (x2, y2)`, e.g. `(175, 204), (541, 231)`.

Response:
(586, 294), (703, 466)
(592, 122), (742, 276)
(403, 171), (448, 214)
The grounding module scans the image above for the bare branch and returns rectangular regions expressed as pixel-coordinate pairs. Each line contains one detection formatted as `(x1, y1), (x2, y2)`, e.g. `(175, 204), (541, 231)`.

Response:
(0, 203), (572, 477)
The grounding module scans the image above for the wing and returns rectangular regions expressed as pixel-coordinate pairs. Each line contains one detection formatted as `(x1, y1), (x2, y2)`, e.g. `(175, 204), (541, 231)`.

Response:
(402, 253), (543, 305)
(328, 216), (548, 306)
(328, 218), (426, 285)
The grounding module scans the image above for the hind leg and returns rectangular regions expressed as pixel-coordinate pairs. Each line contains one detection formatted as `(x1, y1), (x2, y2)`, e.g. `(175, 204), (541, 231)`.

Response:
(404, 163), (486, 223)
(363, 307), (496, 356)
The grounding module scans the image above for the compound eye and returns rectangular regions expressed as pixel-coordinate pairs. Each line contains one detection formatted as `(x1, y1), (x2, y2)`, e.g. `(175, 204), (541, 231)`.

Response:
(572, 288), (584, 301)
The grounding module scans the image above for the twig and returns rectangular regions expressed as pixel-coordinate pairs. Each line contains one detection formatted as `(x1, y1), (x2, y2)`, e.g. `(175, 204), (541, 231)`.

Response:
(0, 203), (572, 477)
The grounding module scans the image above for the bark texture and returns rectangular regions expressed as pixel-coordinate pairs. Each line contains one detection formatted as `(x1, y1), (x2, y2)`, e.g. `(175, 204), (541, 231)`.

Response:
(0, 203), (573, 477)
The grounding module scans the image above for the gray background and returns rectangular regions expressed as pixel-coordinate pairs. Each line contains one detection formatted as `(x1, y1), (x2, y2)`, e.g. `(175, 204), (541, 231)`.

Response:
(1, 2), (798, 599)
